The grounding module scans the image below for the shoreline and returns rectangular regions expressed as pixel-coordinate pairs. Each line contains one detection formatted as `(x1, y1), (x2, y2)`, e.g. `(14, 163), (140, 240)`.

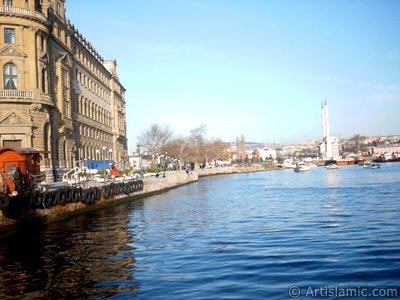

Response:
(0, 165), (271, 237)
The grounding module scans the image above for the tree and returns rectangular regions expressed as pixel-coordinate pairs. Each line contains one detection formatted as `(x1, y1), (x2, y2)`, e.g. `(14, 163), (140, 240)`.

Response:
(206, 139), (230, 163)
(161, 136), (191, 170)
(235, 134), (246, 163)
(187, 124), (207, 163)
(137, 124), (173, 159)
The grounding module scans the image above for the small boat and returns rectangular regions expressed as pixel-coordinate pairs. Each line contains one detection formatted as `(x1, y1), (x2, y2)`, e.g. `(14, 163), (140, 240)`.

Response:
(324, 163), (338, 170)
(294, 161), (310, 172)
(363, 162), (380, 169)
(280, 158), (296, 169)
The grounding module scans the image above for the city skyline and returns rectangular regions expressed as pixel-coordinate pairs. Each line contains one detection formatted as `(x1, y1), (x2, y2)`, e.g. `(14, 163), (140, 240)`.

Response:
(65, 0), (400, 150)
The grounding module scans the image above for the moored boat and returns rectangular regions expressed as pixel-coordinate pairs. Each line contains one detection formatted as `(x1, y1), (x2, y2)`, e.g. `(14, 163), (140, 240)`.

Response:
(324, 163), (338, 170)
(294, 161), (310, 172)
(280, 158), (296, 169)
(363, 161), (380, 169)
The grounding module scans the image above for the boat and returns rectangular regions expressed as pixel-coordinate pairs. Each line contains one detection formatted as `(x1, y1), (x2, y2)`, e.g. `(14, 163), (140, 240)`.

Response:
(280, 158), (296, 169)
(336, 158), (355, 165)
(293, 161), (310, 172)
(324, 163), (338, 170)
(363, 161), (380, 169)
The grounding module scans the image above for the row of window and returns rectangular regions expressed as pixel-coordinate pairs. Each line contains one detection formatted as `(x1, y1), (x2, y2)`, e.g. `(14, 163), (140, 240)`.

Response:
(75, 69), (110, 103)
(77, 95), (111, 126)
(79, 124), (112, 144)
(75, 47), (108, 83)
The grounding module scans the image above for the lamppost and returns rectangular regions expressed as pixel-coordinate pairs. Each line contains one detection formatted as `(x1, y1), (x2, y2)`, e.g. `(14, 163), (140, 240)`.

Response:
(137, 144), (143, 178)
(102, 146), (106, 183)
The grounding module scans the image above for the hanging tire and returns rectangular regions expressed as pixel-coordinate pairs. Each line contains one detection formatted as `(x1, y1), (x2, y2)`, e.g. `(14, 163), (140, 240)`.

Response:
(118, 183), (124, 195)
(0, 192), (10, 210)
(56, 189), (67, 206)
(65, 187), (73, 203)
(71, 188), (80, 203)
(83, 189), (94, 205)
(42, 191), (52, 208)
(33, 191), (42, 208)
(123, 183), (130, 195)
(128, 182), (135, 193)
(108, 183), (115, 196)
(138, 180), (143, 191)
(93, 187), (101, 201)
(102, 185), (110, 199)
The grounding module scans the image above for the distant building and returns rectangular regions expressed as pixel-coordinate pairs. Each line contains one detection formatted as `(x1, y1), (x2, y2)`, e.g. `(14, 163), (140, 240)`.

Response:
(0, 0), (127, 181)
(372, 143), (400, 156)
(319, 101), (340, 160)
(258, 148), (277, 160)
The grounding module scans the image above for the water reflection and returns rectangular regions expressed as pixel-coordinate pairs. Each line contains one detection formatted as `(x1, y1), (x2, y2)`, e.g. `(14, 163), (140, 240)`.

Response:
(0, 165), (399, 299)
(0, 203), (141, 299)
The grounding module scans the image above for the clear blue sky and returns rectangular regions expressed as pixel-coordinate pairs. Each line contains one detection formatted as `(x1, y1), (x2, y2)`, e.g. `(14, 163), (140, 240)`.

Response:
(65, 0), (400, 151)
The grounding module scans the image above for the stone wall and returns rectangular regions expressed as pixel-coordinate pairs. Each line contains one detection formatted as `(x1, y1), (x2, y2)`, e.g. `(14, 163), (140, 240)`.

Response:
(195, 165), (274, 177)
(142, 171), (198, 194)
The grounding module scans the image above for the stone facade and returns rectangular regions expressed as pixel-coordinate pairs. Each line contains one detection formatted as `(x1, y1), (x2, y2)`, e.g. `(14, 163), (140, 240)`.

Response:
(0, 0), (127, 181)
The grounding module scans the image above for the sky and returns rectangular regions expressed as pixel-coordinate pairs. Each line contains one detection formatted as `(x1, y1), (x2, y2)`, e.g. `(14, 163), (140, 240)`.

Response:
(65, 0), (400, 151)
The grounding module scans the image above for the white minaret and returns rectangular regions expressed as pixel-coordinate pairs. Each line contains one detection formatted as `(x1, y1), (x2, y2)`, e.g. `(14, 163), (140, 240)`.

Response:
(321, 100), (333, 159)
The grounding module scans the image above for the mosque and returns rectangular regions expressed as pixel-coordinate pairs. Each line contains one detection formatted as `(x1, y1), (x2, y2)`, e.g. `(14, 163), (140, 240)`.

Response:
(319, 101), (340, 160)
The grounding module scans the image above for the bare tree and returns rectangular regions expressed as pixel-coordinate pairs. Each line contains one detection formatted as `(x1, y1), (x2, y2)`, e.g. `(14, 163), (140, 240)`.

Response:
(236, 134), (246, 162)
(206, 139), (230, 163)
(161, 136), (190, 170)
(137, 124), (173, 158)
(187, 124), (207, 163)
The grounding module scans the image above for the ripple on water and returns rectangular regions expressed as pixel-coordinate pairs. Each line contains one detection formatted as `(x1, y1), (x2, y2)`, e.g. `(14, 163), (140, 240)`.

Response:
(0, 165), (399, 299)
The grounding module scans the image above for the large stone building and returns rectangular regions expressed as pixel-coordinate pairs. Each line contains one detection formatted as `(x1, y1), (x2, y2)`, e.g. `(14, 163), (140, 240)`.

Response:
(0, 0), (127, 181)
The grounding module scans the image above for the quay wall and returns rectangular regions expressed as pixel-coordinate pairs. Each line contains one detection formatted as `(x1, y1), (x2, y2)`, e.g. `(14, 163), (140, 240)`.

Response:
(0, 166), (268, 236)
(196, 164), (276, 177)
(142, 171), (198, 194)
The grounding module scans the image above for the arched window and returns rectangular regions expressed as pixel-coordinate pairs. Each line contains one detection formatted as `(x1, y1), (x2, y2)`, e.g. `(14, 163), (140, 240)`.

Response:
(3, 63), (17, 90)
(41, 67), (47, 92)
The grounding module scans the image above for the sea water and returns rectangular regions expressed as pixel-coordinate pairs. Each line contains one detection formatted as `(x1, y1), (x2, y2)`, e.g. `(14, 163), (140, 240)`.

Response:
(0, 163), (399, 299)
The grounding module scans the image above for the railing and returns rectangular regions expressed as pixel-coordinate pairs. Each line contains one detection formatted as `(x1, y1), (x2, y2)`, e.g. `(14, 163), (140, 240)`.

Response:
(62, 166), (88, 183)
(0, 6), (46, 22)
(0, 90), (33, 99)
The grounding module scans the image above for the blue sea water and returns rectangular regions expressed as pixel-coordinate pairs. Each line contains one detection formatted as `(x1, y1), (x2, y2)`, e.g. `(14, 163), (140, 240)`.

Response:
(0, 164), (399, 299)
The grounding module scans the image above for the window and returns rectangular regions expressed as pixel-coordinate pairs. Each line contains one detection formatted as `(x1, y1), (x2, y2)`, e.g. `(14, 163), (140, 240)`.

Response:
(4, 0), (12, 6)
(4, 28), (15, 44)
(3, 63), (17, 90)
(35, 0), (42, 12)
(41, 68), (47, 92)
